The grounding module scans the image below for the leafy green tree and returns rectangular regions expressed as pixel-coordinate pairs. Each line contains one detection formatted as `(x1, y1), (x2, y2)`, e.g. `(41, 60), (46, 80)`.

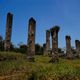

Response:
(19, 44), (27, 53)
(35, 44), (43, 55)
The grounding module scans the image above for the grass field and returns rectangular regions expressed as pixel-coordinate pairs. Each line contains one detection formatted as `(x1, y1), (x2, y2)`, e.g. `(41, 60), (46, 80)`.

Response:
(0, 52), (80, 80)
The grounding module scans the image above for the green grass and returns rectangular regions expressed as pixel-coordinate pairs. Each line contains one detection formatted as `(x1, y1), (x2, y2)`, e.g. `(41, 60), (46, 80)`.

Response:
(0, 52), (80, 80)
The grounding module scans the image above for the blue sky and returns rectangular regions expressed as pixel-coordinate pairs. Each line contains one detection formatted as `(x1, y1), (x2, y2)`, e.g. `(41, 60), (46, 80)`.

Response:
(0, 0), (80, 48)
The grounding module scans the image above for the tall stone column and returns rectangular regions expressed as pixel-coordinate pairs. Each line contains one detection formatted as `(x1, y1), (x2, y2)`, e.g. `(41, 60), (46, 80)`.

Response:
(45, 30), (50, 55)
(75, 40), (80, 58)
(4, 12), (13, 51)
(50, 26), (60, 63)
(43, 43), (46, 55)
(66, 36), (73, 59)
(27, 17), (36, 61)
(78, 41), (80, 58)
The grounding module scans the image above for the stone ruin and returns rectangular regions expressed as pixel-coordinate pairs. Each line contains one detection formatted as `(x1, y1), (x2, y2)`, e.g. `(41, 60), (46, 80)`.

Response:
(65, 36), (73, 59)
(43, 43), (46, 55)
(45, 30), (50, 55)
(27, 17), (36, 61)
(4, 12), (13, 51)
(49, 26), (60, 63)
(75, 40), (80, 58)
(2, 12), (80, 62)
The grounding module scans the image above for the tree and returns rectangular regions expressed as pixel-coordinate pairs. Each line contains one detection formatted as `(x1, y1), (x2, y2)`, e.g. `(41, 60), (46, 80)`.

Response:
(35, 44), (43, 55)
(0, 35), (4, 51)
(19, 44), (27, 53)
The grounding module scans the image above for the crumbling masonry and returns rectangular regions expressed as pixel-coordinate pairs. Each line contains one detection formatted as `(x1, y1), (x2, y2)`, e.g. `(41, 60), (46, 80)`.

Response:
(43, 43), (46, 55)
(50, 26), (60, 62)
(75, 40), (80, 58)
(66, 36), (73, 59)
(45, 30), (50, 55)
(4, 12), (13, 51)
(27, 17), (36, 61)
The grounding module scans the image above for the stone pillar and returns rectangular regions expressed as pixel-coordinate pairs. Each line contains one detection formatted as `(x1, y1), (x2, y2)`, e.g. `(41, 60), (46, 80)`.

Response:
(4, 12), (13, 51)
(50, 26), (60, 63)
(66, 36), (73, 59)
(27, 17), (36, 61)
(45, 30), (50, 55)
(78, 41), (80, 58)
(43, 43), (46, 55)
(75, 40), (80, 58)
